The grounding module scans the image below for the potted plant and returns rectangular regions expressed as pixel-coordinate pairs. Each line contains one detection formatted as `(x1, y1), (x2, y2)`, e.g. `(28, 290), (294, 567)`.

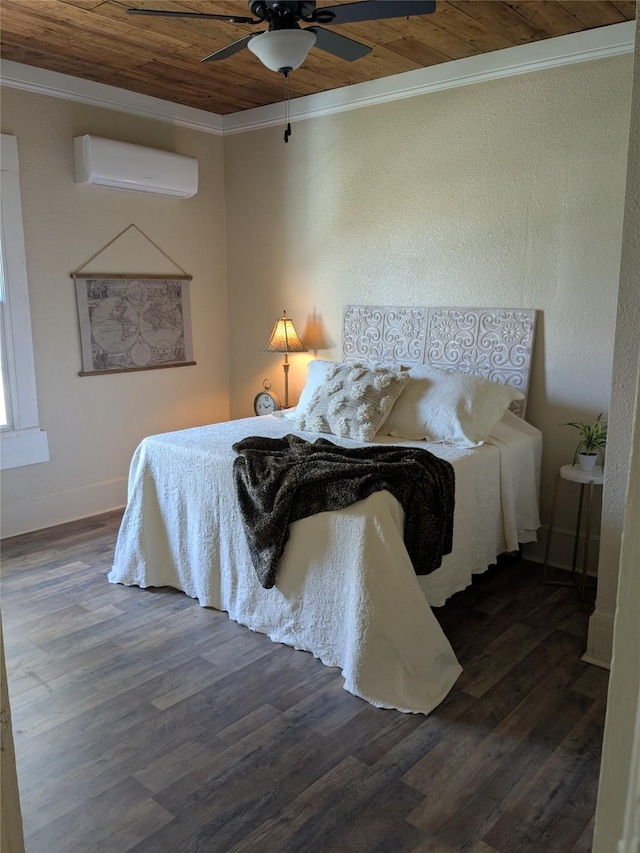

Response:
(564, 412), (607, 472)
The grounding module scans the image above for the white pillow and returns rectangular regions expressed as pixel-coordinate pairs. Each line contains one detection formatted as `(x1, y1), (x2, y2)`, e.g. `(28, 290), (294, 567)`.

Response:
(295, 360), (404, 412)
(379, 365), (524, 447)
(294, 360), (334, 416)
(295, 361), (409, 442)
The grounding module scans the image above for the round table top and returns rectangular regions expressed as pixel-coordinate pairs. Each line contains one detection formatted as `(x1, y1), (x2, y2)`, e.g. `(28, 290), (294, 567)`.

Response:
(560, 463), (604, 485)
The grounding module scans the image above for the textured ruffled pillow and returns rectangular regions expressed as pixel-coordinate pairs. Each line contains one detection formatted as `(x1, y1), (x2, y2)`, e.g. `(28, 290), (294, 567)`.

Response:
(295, 361), (409, 441)
(379, 365), (524, 447)
(294, 360), (334, 416)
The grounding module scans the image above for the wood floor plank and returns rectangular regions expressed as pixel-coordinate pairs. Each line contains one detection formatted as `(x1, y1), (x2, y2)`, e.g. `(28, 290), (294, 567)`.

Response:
(481, 698), (607, 852)
(282, 675), (369, 736)
(403, 630), (590, 800)
(408, 838), (461, 853)
(571, 663), (610, 699)
(318, 779), (426, 852)
(456, 621), (541, 697)
(132, 725), (226, 795)
(20, 720), (210, 834)
(434, 564), (562, 667)
(132, 717), (349, 851)
(332, 700), (428, 766)
(13, 639), (220, 739)
(456, 627), (588, 733)
(24, 777), (174, 853)
(419, 673), (595, 845)
(216, 702), (282, 746)
(227, 755), (370, 852)
(571, 815), (597, 852)
(1, 511), (606, 853)
(533, 766), (602, 853)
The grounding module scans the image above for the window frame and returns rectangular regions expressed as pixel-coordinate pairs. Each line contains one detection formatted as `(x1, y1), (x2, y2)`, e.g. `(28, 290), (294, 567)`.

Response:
(0, 134), (49, 470)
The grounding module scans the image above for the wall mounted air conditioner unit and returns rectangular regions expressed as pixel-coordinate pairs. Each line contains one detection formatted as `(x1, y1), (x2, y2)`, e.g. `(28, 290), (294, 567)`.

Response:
(73, 135), (198, 198)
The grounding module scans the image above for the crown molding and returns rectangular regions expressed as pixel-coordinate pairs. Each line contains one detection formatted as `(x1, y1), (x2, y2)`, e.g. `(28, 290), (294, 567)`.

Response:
(1, 21), (635, 137)
(224, 20), (636, 133)
(0, 60), (225, 135)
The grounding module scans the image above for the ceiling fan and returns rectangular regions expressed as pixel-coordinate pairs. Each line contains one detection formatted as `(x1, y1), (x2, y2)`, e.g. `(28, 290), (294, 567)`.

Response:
(127, 1), (437, 75)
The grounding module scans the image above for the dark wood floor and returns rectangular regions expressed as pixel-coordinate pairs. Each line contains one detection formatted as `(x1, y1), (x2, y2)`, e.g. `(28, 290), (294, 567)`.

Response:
(1, 511), (606, 853)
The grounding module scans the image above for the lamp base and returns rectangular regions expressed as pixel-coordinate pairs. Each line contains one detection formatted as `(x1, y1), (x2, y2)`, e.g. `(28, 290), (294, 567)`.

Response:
(282, 359), (291, 409)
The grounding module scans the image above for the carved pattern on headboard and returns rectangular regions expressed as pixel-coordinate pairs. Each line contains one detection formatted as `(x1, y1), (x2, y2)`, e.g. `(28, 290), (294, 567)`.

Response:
(342, 306), (537, 418)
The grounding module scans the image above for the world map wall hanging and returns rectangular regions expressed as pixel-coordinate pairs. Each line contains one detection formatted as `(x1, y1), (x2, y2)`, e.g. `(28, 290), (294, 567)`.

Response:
(71, 224), (195, 376)
(74, 274), (195, 375)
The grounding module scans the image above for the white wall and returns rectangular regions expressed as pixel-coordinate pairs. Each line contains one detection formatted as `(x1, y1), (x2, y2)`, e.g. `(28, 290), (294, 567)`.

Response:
(586, 23), (640, 670)
(593, 13), (640, 849)
(224, 55), (633, 574)
(0, 88), (229, 536)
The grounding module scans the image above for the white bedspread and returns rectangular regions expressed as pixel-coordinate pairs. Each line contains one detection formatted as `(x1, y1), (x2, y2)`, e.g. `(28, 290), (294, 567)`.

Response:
(108, 412), (541, 715)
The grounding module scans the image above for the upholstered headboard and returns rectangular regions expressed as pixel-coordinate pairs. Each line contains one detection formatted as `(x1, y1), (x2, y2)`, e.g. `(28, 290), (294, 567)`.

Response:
(342, 306), (537, 418)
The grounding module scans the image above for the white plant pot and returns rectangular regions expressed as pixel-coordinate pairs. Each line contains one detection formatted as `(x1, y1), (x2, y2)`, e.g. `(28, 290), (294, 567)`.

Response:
(578, 453), (598, 472)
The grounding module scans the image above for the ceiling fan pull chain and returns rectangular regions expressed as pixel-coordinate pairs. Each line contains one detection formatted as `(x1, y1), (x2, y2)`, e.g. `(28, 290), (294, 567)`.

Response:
(283, 70), (292, 143)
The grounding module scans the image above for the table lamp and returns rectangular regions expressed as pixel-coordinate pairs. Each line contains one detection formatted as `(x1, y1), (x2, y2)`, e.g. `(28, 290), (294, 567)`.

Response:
(263, 310), (307, 408)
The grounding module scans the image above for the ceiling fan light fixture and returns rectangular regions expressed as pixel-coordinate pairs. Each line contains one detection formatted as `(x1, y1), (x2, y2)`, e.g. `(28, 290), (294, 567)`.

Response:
(248, 28), (317, 73)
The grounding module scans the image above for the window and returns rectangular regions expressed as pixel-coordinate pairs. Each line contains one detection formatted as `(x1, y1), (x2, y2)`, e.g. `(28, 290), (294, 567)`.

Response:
(0, 134), (49, 470)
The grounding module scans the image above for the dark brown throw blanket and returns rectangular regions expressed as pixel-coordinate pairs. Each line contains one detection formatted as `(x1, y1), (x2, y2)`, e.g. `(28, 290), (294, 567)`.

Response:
(232, 434), (455, 589)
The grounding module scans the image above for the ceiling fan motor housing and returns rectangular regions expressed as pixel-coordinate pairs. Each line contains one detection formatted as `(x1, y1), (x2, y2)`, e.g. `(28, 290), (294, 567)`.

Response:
(248, 1), (334, 26)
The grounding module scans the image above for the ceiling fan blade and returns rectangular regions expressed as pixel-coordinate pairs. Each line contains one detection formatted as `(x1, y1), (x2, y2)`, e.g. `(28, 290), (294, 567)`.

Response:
(127, 8), (257, 24)
(306, 26), (371, 62)
(320, 1), (436, 25)
(201, 34), (255, 63)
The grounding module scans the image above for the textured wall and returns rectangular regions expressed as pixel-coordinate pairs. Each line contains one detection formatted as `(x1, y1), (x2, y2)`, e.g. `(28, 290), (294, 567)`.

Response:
(0, 88), (228, 536)
(593, 15), (640, 849)
(588, 28), (640, 661)
(224, 55), (633, 555)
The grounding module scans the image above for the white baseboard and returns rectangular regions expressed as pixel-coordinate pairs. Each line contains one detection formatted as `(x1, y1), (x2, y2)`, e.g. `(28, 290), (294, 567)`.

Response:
(0, 477), (127, 538)
(584, 607), (615, 670)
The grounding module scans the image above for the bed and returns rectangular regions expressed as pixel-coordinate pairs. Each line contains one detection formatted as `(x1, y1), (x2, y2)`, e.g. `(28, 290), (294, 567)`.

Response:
(109, 306), (541, 715)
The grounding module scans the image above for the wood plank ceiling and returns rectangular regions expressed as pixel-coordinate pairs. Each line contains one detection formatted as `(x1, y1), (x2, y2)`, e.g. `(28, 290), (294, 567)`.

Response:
(0, 0), (636, 115)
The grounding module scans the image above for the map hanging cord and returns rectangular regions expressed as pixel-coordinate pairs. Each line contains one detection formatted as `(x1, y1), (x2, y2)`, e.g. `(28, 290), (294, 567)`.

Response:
(70, 224), (191, 280)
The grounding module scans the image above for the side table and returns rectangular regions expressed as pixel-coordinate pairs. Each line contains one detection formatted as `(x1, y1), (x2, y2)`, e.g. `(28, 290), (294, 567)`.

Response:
(542, 463), (604, 598)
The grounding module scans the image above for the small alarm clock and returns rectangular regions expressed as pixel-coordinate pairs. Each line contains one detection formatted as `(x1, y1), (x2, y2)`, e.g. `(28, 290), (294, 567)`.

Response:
(253, 379), (281, 416)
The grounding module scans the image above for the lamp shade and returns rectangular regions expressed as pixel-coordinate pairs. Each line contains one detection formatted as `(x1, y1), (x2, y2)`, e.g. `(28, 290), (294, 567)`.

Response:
(264, 311), (307, 353)
(248, 29), (317, 73)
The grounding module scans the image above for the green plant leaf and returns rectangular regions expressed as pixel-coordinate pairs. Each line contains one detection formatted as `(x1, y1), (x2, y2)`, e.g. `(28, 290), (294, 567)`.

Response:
(563, 413), (607, 464)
